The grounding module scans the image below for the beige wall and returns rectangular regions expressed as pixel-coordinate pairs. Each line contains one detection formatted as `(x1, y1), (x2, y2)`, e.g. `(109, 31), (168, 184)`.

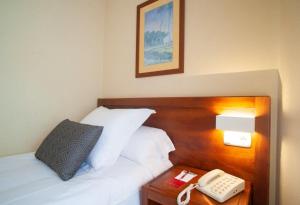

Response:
(279, 0), (300, 204)
(103, 0), (280, 204)
(0, 0), (105, 156)
(1, 0), (293, 204)
(103, 0), (279, 81)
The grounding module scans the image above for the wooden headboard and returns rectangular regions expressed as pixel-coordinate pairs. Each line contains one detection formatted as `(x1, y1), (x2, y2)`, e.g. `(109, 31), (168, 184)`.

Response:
(98, 97), (270, 205)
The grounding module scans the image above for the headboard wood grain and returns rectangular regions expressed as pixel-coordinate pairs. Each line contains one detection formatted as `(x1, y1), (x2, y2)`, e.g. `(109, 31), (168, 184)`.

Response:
(98, 97), (270, 205)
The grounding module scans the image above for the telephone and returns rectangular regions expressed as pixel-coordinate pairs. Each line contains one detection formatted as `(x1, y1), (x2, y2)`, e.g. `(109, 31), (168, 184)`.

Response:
(177, 169), (245, 205)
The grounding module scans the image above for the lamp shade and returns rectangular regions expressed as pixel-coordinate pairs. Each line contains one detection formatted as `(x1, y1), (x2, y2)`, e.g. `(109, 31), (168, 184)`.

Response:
(216, 114), (255, 133)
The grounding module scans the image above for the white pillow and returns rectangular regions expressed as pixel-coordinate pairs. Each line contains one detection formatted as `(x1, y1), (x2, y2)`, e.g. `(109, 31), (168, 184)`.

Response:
(121, 126), (175, 164)
(141, 157), (173, 178)
(80, 106), (155, 169)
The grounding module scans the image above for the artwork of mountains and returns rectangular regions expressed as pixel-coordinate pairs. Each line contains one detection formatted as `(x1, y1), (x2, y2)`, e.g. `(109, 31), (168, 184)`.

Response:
(144, 1), (174, 66)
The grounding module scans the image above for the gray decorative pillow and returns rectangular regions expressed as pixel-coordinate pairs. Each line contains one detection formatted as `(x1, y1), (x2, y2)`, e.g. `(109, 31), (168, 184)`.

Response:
(35, 119), (103, 181)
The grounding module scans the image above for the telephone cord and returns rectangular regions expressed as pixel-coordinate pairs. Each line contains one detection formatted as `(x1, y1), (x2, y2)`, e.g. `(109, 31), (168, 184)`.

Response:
(177, 183), (199, 205)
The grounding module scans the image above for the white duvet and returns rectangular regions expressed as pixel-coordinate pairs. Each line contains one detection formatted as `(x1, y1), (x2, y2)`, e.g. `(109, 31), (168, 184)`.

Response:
(0, 153), (172, 205)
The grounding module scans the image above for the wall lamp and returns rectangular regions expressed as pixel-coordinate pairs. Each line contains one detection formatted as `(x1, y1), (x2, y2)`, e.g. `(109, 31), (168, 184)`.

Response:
(216, 112), (255, 148)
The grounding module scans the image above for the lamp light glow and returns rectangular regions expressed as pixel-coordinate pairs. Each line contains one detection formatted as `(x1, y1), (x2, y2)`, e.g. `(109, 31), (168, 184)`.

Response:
(216, 112), (255, 148)
(223, 131), (252, 148)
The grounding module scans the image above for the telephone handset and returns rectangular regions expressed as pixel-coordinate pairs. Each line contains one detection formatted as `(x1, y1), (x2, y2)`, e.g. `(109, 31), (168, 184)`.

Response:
(198, 169), (225, 187)
(177, 169), (245, 205)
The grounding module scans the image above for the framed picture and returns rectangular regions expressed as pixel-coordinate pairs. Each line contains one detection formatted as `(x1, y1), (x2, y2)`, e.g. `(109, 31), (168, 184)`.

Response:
(136, 0), (185, 78)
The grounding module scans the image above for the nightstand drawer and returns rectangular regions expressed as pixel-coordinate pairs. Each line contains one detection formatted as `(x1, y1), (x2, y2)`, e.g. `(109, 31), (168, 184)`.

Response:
(143, 188), (177, 205)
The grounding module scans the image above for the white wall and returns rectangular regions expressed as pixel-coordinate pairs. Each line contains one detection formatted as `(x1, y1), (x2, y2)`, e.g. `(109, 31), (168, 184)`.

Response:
(279, 0), (300, 204)
(103, 1), (280, 204)
(0, 0), (105, 157)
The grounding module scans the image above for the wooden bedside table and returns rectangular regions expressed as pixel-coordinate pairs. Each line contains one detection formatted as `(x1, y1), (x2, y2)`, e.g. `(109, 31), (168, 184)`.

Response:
(142, 165), (252, 205)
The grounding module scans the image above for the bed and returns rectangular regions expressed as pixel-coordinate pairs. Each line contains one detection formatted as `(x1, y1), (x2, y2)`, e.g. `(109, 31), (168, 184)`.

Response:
(0, 96), (271, 205)
(0, 152), (172, 205)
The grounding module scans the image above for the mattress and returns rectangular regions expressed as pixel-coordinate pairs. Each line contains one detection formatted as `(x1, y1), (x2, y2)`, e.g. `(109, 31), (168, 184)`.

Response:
(0, 153), (172, 205)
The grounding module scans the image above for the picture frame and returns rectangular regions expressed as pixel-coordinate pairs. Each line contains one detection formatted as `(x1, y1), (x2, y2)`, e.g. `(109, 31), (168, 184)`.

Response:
(136, 0), (185, 78)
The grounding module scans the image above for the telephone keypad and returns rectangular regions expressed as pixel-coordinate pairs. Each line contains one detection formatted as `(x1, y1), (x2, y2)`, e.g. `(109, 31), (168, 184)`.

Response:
(209, 176), (240, 196)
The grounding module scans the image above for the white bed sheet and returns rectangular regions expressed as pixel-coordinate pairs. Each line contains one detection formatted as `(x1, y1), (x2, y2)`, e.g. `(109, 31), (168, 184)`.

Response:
(116, 191), (140, 205)
(0, 153), (172, 205)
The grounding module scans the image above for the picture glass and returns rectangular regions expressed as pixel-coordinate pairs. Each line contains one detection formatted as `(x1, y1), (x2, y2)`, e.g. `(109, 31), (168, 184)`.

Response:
(144, 2), (174, 66)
